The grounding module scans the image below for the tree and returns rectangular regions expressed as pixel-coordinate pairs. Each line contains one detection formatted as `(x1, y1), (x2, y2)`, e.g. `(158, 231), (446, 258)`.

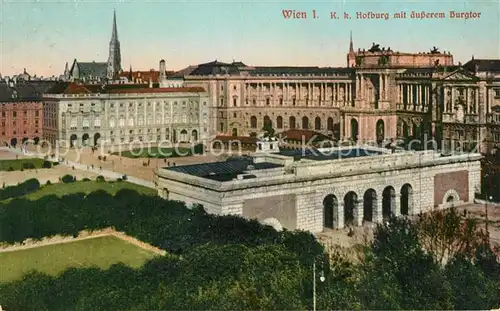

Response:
(416, 207), (489, 265)
(262, 122), (275, 138)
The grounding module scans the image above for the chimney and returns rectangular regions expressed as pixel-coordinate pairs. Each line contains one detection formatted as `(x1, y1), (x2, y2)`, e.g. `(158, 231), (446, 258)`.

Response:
(159, 59), (166, 79)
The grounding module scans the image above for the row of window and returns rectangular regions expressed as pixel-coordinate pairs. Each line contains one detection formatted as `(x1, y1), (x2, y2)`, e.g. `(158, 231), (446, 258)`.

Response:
(249, 115), (337, 130)
(1, 111), (40, 117)
(1, 129), (39, 136)
(1, 120), (40, 127)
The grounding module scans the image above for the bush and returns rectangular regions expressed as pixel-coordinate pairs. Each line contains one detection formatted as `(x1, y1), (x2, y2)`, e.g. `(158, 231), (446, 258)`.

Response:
(61, 174), (75, 183)
(0, 178), (40, 200)
(46, 180), (52, 185)
(82, 178), (91, 182)
(193, 143), (205, 155)
(117, 178), (122, 182)
(96, 175), (105, 182)
(7, 166), (13, 171)
(42, 161), (52, 169)
(122, 175), (128, 181)
(22, 162), (35, 170)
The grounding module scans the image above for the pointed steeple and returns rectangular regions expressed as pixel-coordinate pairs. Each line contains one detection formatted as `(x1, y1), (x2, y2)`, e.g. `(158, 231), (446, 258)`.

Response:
(107, 9), (122, 80)
(111, 9), (118, 41)
(349, 31), (354, 53)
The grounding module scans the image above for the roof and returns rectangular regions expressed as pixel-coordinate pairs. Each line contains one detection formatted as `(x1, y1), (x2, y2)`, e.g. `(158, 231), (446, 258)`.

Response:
(167, 157), (282, 181)
(0, 81), (58, 102)
(278, 147), (383, 161)
(463, 59), (500, 73)
(279, 129), (331, 143)
(170, 60), (354, 77)
(107, 86), (206, 94)
(75, 61), (108, 78)
(118, 70), (170, 83)
(213, 135), (258, 145)
(44, 82), (206, 95)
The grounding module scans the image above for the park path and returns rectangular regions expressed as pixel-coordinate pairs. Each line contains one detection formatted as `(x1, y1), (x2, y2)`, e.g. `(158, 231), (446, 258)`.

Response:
(0, 147), (155, 189)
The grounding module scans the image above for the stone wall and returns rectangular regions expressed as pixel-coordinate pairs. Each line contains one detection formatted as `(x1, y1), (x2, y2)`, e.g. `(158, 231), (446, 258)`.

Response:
(242, 194), (297, 230)
(434, 170), (469, 206)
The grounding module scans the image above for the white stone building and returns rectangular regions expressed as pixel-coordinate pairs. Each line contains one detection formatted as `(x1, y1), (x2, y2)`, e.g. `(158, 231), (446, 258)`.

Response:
(42, 84), (210, 148)
(155, 144), (482, 233)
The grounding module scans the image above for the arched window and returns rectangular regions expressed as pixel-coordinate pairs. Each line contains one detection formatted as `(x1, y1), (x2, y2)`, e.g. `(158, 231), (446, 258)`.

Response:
(119, 116), (125, 127)
(82, 118), (89, 129)
(182, 113), (188, 123)
(327, 117), (334, 131)
(233, 97), (237, 106)
(250, 116), (257, 128)
(147, 115), (153, 125)
(315, 117), (321, 130)
(277, 116), (283, 129)
(289, 116), (296, 129)
(94, 117), (101, 128)
(109, 118), (116, 128)
(128, 117), (134, 127)
(263, 115), (272, 128)
(302, 116), (309, 129)
(138, 115), (144, 126)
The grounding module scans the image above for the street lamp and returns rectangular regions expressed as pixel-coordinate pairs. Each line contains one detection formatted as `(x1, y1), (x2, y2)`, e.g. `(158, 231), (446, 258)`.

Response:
(313, 260), (325, 311)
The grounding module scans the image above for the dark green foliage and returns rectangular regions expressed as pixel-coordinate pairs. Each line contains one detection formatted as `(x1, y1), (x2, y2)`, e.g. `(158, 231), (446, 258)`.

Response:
(82, 178), (91, 182)
(41, 161), (52, 169)
(45, 180), (51, 185)
(0, 178), (40, 200)
(61, 174), (75, 183)
(96, 175), (105, 182)
(1, 190), (499, 310)
(0, 158), (47, 171)
(193, 143), (205, 155)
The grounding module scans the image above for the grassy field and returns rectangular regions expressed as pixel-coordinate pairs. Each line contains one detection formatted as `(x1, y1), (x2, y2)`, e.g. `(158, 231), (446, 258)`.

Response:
(20, 180), (157, 200)
(0, 158), (54, 171)
(0, 236), (157, 283)
(111, 147), (193, 158)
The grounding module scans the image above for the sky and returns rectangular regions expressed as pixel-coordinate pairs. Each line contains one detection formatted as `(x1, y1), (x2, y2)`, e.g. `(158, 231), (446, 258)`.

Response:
(0, 0), (499, 77)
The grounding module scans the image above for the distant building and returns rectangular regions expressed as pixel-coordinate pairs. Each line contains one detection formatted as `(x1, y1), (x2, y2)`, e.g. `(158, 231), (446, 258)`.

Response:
(0, 80), (57, 146)
(42, 83), (210, 147)
(64, 10), (122, 83)
(167, 35), (500, 155)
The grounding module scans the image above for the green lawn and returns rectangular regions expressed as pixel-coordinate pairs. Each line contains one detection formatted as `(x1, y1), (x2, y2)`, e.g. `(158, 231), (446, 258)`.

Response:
(0, 235), (157, 283)
(0, 158), (54, 171)
(111, 147), (194, 158)
(21, 180), (157, 200)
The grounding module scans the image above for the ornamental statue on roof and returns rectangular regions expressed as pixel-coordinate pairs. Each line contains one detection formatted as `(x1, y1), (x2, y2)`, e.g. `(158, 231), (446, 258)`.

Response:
(368, 42), (381, 52)
(430, 46), (440, 54)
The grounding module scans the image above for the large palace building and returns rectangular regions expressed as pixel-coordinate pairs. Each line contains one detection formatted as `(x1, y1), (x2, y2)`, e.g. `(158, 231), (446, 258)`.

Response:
(168, 36), (500, 154)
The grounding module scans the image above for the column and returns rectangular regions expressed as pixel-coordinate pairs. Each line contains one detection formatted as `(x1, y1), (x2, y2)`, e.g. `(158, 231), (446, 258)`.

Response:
(378, 74), (384, 100)
(384, 74), (389, 100)
(451, 86), (455, 109)
(406, 84), (410, 104)
(354, 199), (363, 227)
(355, 75), (360, 96)
(337, 202), (345, 229)
(374, 196), (383, 223)
(399, 84), (403, 104)
(443, 86), (448, 112)
(393, 193), (401, 217)
(360, 74), (364, 99)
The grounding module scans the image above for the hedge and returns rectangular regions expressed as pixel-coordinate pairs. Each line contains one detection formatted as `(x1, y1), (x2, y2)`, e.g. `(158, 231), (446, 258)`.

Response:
(0, 178), (41, 200)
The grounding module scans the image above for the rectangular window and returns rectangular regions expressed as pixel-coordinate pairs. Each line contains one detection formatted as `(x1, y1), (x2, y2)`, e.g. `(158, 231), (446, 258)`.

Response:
(220, 123), (224, 132)
(13, 112), (16, 118)
(35, 111), (39, 117)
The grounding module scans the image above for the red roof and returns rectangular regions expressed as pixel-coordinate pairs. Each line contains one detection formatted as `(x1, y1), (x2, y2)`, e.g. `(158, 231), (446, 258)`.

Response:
(279, 129), (330, 142)
(107, 87), (206, 94)
(213, 135), (257, 145)
(63, 83), (92, 94)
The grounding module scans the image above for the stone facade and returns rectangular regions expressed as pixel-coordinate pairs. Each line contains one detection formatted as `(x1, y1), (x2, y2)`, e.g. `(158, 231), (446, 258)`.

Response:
(168, 40), (500, 155)
(42, 84), (210, 147)
(156, 147), (482, 233)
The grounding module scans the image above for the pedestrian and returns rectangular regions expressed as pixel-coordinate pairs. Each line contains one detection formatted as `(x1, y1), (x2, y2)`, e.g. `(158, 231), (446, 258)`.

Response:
(164, 158), (166, 163)
(72, 166), (75, 170)
(100, 166), (102, 171)
(92, 164), (94, 169)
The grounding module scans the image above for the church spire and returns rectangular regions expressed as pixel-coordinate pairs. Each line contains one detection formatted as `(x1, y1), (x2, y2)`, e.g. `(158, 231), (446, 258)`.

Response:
(107, 9), (122, 80)
(349, 31), (354, 53)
